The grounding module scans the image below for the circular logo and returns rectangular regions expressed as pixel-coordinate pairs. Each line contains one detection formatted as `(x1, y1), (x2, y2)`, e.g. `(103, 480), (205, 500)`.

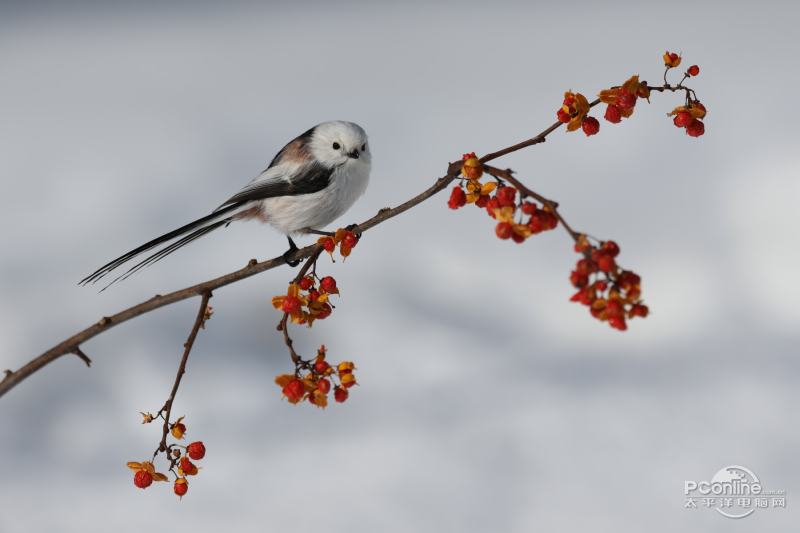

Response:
(710, 465), (760, 519)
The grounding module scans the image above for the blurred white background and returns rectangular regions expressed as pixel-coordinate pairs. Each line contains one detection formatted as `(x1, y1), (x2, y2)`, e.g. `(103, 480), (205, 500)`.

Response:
(1, 1), (798, 532)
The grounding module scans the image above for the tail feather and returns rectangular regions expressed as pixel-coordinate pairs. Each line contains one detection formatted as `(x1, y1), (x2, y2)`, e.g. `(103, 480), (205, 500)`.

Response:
(99, 218), (232, 291)
(80, 203), (242, 287)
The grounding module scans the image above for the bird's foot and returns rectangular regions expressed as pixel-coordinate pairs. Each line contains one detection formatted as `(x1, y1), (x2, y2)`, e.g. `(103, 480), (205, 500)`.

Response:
(345, 223), (362, 240)
(283, 236), (301, 267)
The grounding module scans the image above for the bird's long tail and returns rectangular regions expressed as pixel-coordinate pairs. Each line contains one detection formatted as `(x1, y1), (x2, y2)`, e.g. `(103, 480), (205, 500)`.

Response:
(79, 202), (243, 289)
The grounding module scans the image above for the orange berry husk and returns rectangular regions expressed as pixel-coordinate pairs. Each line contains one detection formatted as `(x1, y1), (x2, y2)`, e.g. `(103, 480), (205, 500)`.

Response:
(337, 361), (355, 374)
(340, 372), (357, 388)
(461, 156), (483, 180)
(171, 417), (187, 439)
(663, 51), (681, 68)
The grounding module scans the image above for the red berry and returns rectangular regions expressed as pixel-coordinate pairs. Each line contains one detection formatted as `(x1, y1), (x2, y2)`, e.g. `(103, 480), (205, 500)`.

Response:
(570, 271), (589, 288)
(298, 277), (314, 291)
(630, 303), (649, 318)
(686, 119), (705, 137)
(557, 108), (571, 123)
(448, 186), (466, 209)
(342, 231), (358, 249)
(282, 379), (305, 403)
(321, 237), (335, 253)
(602, 240), (620, 257)
(495, 222), (513, 240)
(580, 290), (593, 306)
(334, 387), (349, 403)
(180, 456), (198, 476)
(617, 91), (636, 110)
(485, 197), (500, 218)
(174, 479), (188, 497)
(609, 316), (628, 331)
(687, 65), (700, 76)
(597, 254), (616, 273)
(316, 303), (332, 320)
(520, 202), (537, 215)
(281, 295), (301, 314)
(134, 470), (153, 489)
(576, 258), (597, 275)
(606, 300), (623, 318)
(475, 194), (490, 208)
(604, 104), (622, 124)
(528, 214), (543, 234)
(313, 360), (330, 374)
(320, 276), (338, 294)
(582, 116), (600, 136)
(496, 186), (517, 207)
(673, 111), (693, 128)
(186, 441), (206, 460)
(541, 211), (558, 230)
(618, 271), (641, 287)
(317, 378), (331, 394)
(511, 231), (525, 244)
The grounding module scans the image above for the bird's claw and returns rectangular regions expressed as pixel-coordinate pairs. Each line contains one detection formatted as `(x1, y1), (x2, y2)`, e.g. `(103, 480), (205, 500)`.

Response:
(345, 223), (362, 240)
(283, 249), (301, 267)
(283, 236), (301, 267)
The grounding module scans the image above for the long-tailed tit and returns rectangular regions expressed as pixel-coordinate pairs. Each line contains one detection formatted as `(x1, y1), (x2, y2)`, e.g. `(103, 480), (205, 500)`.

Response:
(80, 120), (371, 287)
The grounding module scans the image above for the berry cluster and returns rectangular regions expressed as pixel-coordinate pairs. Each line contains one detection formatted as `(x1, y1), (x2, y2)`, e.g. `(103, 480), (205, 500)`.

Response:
(272, 275), (339, 326)
(556, 91), (600, 136)
(448, 153), (559, 242)
(661, 51), (706, 137)
(318, 228), (359, 259)
(598, 75), (650, 125)
(128, 414), (207, 499)
(275, 345), (356, 407)
(669, 101), (706, 137)
(569, 236), (648, 331)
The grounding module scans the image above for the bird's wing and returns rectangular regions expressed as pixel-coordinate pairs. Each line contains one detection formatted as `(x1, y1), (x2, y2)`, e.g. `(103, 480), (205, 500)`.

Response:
(215, 160), (335, 210)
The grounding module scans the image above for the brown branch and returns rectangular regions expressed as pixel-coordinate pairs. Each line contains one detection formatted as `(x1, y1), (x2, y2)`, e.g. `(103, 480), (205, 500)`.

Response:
(0, 73), (696, 399)
(153, 291), (212, 465)
(0, 164), (460, 399)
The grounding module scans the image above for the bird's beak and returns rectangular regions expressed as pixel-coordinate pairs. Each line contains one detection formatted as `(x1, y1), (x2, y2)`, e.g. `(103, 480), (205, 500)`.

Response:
(347, 150), (360, 159)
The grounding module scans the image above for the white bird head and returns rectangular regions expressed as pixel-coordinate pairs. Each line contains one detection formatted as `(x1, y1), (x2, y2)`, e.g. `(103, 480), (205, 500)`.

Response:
(308, 121), (371, 169)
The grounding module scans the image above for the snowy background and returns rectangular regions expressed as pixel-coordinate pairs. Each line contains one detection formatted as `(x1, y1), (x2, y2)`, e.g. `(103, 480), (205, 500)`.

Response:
(1, 1), (798, 532)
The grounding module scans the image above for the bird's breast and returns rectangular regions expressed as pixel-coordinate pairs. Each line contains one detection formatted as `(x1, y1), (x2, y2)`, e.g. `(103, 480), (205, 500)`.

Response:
(258, 162), (370, 234)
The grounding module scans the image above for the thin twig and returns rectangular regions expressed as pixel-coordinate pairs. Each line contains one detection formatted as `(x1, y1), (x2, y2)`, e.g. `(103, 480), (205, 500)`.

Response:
(72, 347), (92, 367)
(277, 247), (324, 365)
(153, 291), (212, 465)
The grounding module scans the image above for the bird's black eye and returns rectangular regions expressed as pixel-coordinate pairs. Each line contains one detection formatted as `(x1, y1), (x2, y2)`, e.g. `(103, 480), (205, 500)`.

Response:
(332, 142), (341, 150)
(361, 143), (366, 152)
